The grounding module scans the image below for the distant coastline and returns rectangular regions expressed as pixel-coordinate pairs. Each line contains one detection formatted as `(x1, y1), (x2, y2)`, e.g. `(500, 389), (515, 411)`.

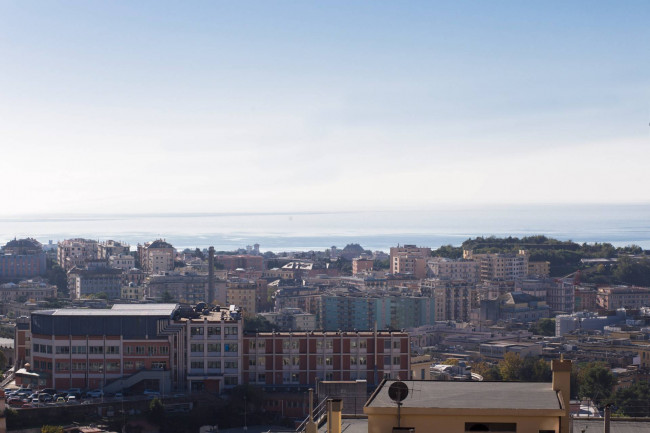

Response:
(1, 204), (649, 252)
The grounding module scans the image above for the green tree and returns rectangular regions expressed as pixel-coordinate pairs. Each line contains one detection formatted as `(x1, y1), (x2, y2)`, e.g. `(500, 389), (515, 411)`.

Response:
(442, 358), (459, 366)
(520, 357), (551, 382)
(243, 314), (278, 332)
(161, 290), (175, 303)
(472, 362), (501, 381)
(148, 397), (166, 426)
(42, 426), (64, 433)
(530, 318), (555, 336)
(613, 381), (650, 417)
(577, 362), (615, 406)
(499, 352), (523, 381)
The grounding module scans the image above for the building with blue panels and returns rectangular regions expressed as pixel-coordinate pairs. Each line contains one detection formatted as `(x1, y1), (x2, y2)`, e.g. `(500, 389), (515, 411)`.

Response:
(0, 238), (47, 279)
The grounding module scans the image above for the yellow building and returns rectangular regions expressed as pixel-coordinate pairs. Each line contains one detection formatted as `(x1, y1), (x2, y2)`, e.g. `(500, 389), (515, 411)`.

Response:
(364, 359), (571, 433)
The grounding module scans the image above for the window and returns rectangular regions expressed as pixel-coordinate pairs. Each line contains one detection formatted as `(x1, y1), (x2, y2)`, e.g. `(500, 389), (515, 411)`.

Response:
(125, 346), (132, 355)
(257, 357), (265, 366)
(224, 343), (238, 352)
(55, 362), (70, 371)
(191, 343), (204, 353)
(89, 346), (103, 355)
(292, 356), (300, 366)
(152, 361), (166, 369)
(225, 361), (237, 369)
(55, 346), (70, 354)
(384, 356), (391, 365)
(283, 357), (290, 366)
(350, 356), (357, 365)
(159, 346), (169, 355)
(384, 340), (391, 349)
(393, 356), (401, 365)
(317, 356), (323, 365)
(72, 362), (86, 371)
(326, 340), (333, 349)
(393, 341), (400, 349)
(148, 346), (156, 356)
(89, 361), (103, 372)
(208, 361), (221, 369)
(208, 327), (221, 337)
(191, 361), (204, 369)
(224, 376), (238, 386)
(135, 361), (145, 370)
(249, 358), (256, 366)
(207, 343), (221, 353)
(106, 361), (120, 372)
(191, 327), (204, 336)
(351, 340), (358, 349)
(136, 346), (145, 355)
(257, 373), (266, 382)
(465, 423), (516, 432)
(325, 356), (333, 366)
(124, 361), (134, 370)
(225, 326), (238, 336)
(106, 346), (120, 355)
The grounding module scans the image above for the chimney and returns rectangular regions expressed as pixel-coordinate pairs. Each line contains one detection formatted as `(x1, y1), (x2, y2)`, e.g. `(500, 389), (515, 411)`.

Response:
(327, 398), (342, 433)
(552, 357), (572, 433)
(208, 246), (215, 304)
(604, 404), (611, 433)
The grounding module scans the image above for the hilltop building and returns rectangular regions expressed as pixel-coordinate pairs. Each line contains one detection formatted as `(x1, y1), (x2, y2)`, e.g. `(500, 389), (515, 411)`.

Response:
(137, 239), (175, 274)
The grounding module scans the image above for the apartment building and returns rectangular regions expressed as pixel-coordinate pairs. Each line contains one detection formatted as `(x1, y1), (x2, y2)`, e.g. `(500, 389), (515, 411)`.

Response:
(427, 258), (480, 283)
(321, 294), (434, 331)
(0, 280), (57, 302)
(422, 279), (475, 322)
(0, 238), (47, 279)
(259, 308), (317, 331)
(97, 240), (130, 260)
(242, 330), (409, 387)
(108, 253), (135, 272)
(389, 245), (431, 278)
(67, 268), (123, 299)
(597, 286), (650, 310)
(226, 281), (257, 313)
(137, 240), (175, 274)
(465, 250), (529, 281)
(57, 238), (99, 271)
(146, 272), (210, 303)
(216, 255), (264, 272)
(352, 258), (374, 275)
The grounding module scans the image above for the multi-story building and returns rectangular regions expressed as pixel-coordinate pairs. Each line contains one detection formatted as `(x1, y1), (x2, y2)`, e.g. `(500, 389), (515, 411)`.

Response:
(480, 292), (550, 323)
(352, 258), (374, 275)
(216, 255), (264, 272)
(26, 304), (243, 393)
(97, 240), (130, 260)
(597, 286), (650, 310)
(427, 258), (480, 283)
(109, 253), (135, 272)
(389, 245), (431, 278)
(226, 279), (257, 313)
(464, 250), (529, 282)
(321, 294), (434, 331)
(137, 240), (175, 275)
(0, 280), (57, 302)
(575, 286), (598, 312)
(422, 279), (475, 322)
(547, 279), (575, 314)
(260, 308), (317, 331)
(146, 272), (210, 304)
(57, 238), (99, 271)
(242, 330), (409, 387)
(528, 260), (551, 277)
(121, 284), (144, 300)
(67, 268), (124, 299)
(0, 238), (47, 279)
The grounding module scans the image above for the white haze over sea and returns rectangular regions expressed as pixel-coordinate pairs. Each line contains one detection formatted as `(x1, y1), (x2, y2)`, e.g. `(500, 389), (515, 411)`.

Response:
(1, 204), (650, 253)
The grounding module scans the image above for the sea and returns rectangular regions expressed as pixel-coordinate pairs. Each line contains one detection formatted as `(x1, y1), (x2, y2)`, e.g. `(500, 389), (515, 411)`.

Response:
(1, 204), (650, 253)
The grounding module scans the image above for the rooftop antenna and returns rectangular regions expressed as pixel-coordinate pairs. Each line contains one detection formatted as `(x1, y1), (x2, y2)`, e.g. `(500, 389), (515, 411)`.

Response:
(388, 381), (409, 428)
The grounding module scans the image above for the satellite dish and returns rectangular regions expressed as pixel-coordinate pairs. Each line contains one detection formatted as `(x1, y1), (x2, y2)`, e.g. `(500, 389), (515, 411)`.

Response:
(388, 381), (409, 402)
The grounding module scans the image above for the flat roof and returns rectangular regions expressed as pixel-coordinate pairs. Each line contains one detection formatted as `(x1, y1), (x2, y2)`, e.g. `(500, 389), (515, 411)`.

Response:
(366, 380), (561, 411)
(35, 303), (178, 317)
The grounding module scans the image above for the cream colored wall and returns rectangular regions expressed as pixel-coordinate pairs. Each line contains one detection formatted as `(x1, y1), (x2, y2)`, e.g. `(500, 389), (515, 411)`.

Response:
(367, 412), (559, 433)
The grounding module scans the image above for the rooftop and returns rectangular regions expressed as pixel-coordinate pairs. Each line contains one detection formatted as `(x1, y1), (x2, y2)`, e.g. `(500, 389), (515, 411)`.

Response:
(366, 380), (562, 411)
(36, 303), (178, 317)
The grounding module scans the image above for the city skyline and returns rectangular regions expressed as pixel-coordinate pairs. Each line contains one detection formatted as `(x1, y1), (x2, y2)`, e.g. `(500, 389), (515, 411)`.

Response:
(1, 1), (649, 216)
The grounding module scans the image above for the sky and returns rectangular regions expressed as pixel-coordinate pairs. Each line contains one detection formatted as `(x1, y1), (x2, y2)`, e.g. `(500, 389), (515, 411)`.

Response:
(1, 1), (649, 215)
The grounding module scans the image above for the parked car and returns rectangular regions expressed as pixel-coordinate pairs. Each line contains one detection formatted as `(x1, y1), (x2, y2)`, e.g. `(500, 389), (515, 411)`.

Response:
(40, 388), (57, 395)
(56, 396), (66, 403)
(86, 389), (104, 398)
(38, 394), (53, 403)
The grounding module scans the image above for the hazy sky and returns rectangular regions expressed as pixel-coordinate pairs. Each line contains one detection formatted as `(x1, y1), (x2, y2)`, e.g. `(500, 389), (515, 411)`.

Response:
(1, 1), (649, 215)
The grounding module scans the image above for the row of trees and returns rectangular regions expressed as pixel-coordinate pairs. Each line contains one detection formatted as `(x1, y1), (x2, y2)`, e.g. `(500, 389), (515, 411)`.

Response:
(472, 355), (650, 417)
